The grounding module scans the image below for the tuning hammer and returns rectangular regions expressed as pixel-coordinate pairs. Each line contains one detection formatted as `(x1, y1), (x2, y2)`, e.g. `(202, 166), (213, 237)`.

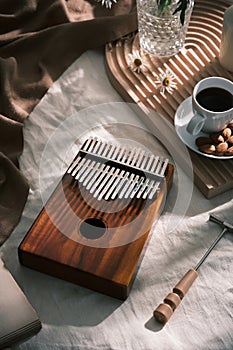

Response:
(209, 213), (233, 232)
(153, 213), (232, 325)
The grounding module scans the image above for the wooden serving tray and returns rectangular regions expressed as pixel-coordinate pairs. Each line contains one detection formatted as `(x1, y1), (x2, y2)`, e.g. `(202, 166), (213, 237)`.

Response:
(18, 148), (173, 300)
(105, 0), (233, 198)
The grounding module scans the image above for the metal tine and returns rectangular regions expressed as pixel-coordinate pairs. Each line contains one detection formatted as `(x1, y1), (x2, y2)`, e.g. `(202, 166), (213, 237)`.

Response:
(136, 156), (161, 199)
(136, 178), (150, 199)
(140, 152), (151, 171)
(92, 139), (105, 156)
(145, 153), (155, 172)
(126, 147), (137, 164)
(136, 155), (159, 195)
(87, 164), (110, 193)
(130, 153), (153, 198)
(128, 147), (140, 166)
(144, 157), (162, 199)
(142, 180), (154, 199)
(148, 182), (160, 200)
(81, 137), (96, 154)
(90, 139), (111, 157)
(99, 141), (111, 157)
(67, 156), (81, 174)
(124, 174), (140, 199)
(89, 165), (111, 193)
(106, 169), (125, 200)
(78, 141), (103, 183)
(81, 161), (96, 186)
(70, 157), (87, 177)
(154, 158), (163, 175)
(88, 143), (116, 190)
(67, 137), (97, 175)
(150, 155), (160, 173)
(130, 176), (145, 199)
(135, 149), (146, 168)
(93, 167), (115, 198)
(104, 142), (117, 160)
(85, 163), (105, 190)
(81, 142), (107, 186)
(92, 139), (103, 154)
(84, 140), (115, 191)
(88, 137), (99, 153)
(135, 153), (156, 198)
(110, 144), (120, 160)
(115, 145), (126, 162)
(98, 168), (121, 201)
(74, 158), (92, 181)
(160, 158), (169, 176)
(118, 173), (135, 199)
(81, 143), (106, 186)
(96, 141), (108, 157)
(120, 147), (131, 164)
(111, 170), (129, 199)
(82, 137), (96, 152)
(120, 148), (140, 198)
(79, 160), (96, 183)
(72, 137), (98, 179)
(147, 158), (169, 200)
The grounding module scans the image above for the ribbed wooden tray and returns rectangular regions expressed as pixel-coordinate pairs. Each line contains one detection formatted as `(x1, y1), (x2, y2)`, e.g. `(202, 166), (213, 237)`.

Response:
(105, 0), (233, 198)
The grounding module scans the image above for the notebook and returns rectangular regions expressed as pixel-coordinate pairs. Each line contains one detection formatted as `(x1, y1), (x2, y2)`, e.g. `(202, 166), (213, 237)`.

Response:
(0, 259), (41, 349)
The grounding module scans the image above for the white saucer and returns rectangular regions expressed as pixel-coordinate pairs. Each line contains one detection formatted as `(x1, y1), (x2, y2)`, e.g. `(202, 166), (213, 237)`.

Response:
(174, 96), (233, 160)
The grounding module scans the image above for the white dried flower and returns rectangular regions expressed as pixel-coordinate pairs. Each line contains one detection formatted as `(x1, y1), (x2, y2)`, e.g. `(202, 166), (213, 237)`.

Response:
(155, 70), (177, 95)
(128, 50), (148, 73)
(96, 0), (117, 9)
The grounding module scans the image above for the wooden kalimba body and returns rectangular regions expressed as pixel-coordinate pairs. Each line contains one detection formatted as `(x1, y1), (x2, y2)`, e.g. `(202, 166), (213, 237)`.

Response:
(19, 138), (173, 299)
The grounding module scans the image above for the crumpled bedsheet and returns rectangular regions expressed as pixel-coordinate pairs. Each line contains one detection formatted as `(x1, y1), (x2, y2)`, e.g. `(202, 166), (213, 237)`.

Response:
(0, 48), (232, 350)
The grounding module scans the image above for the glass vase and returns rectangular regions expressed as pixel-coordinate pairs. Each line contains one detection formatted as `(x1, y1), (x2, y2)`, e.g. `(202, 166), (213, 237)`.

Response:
(136, 0), (194, 57)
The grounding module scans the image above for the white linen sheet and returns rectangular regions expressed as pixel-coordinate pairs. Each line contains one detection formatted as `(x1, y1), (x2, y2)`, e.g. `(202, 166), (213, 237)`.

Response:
(0, 48), (232, 350)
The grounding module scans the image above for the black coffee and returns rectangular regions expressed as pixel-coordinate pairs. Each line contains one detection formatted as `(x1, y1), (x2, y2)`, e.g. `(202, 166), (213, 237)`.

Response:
(196, 87), (233, 112)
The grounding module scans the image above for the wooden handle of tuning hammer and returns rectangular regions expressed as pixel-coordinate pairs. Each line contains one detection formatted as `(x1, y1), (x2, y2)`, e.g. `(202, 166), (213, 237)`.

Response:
(153, 268), (198, 324)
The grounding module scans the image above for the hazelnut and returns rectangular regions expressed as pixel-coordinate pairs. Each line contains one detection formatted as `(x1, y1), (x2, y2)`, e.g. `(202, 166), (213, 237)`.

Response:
(227, 135), (233, 145)
(222, 127), (232, 139)
(225, 146), (233, 155)
(199, 144), (215, 154)
(195, 137), (212, 147)
(196, 124), (233, 157)
(216, 142), (228, 153)
(228, 123), (233, 131)
(210, 132), (224, 144)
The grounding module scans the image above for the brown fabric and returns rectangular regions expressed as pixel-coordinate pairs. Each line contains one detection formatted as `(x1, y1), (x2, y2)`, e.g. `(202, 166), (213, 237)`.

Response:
(0, 0), (137, 245)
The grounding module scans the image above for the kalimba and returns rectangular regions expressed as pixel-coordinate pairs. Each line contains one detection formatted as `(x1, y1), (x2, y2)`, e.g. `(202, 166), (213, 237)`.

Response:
(19, 137), (173, 299)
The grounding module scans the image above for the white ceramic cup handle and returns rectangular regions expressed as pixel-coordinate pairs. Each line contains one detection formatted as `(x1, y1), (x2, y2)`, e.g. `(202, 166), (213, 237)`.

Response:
(186, 113), (206, 135)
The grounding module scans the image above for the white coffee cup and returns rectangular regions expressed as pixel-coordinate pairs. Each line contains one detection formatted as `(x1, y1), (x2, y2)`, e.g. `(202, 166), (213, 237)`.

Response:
(187, 77), (233, 135)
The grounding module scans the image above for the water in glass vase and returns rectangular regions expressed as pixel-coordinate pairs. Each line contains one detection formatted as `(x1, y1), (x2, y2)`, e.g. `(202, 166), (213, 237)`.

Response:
(136, 0), (194, 57)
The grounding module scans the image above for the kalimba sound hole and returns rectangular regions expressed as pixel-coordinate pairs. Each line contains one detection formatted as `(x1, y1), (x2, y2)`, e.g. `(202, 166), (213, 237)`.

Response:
(79, 218), (107, 240)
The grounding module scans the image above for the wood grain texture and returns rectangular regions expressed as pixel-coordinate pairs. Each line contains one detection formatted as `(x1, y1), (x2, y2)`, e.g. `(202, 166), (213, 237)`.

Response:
(105, 0), (233, 198)
(19, 163), (173, 300)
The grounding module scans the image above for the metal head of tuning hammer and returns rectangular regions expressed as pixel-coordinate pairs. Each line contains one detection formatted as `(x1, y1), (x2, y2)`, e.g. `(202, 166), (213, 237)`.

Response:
(153, 213), (233, 325)
(209, 213), (233, 232)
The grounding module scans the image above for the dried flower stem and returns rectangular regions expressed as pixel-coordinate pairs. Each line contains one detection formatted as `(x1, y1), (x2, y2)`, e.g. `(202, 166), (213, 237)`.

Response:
(157, 0), (190, 24)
